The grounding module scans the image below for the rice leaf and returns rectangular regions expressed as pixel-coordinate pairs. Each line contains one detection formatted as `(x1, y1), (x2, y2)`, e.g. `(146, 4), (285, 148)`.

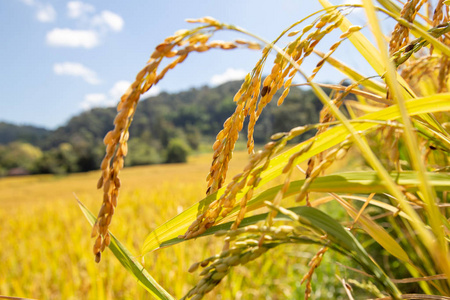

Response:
(331, 193), (410, 262)
(148, 206), (318, 250)
(290, 206), (402, 299)
(142, 96), (450, 255)
(142, 171), (450, 254)
(363, 0), (449, 277)
(318, 0), (383, 75)
(257, 95), (450, 194)
(76, 198), (175, 300)
(318, 0), (415, 98)
(314, 50), (387, 96)
(335, 195), (412, 221)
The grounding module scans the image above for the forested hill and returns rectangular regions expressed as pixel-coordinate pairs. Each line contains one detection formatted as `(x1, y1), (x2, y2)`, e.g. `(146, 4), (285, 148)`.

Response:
(0, 122), (51, 145)
(0, 81), (324, 176)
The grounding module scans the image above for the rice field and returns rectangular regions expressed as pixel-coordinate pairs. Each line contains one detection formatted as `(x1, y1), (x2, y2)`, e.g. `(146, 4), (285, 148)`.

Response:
(0, 151), (350, 300)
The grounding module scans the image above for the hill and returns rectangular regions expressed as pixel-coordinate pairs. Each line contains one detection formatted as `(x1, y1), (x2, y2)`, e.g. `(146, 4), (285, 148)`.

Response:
(0, 122), (51, 146)
(0, 81), (324, 176)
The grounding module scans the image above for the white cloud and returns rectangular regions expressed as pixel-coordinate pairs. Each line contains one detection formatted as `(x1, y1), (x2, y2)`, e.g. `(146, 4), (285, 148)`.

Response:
(66, 3), (124, 32)
(80, 83), (123, 110)
(53, 62), (101, 84)
(109, 80), (160, 101)
(92, 10), (124, 32)
(109, 80), (131, 101)
(18, 0), (57, 22)
(210, 68), (247, 85)
(80, 80), (160, 110)
(143, 85), (160, 97)
(38, 3), (123, 51)
(46, 28), (99, 48)
(67, 1), (95, 19)
(81, 93), (108, 110)
(19, 0), (36, 6)
(36, 3), (56, 22)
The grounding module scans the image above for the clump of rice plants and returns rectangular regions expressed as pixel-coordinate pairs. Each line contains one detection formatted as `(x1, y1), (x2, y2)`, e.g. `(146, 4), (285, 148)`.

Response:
(83, 0), (450, 298)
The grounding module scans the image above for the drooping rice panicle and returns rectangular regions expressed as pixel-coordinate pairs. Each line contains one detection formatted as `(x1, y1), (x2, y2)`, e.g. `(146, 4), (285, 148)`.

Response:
(303, 81), (359, 204)
(389, 0), (424, 55)
(92, 18), (263, 261)
(301, 246), (328, 300)
(183, 223), (304, 299)
(185, 9), (351, 239)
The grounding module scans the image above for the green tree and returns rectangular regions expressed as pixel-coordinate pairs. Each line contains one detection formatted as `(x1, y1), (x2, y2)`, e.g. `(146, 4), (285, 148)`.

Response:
(126, 138), (163, 166)
(0, 142), (43, 172)
(165, 138), (190, 163)
(35, 143), (79, 174)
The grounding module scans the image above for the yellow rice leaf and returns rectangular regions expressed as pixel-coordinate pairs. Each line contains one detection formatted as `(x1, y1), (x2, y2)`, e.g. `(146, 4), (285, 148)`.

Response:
(141, 170), (450, 254)
(142, 95), (450, 255)
(318, 0), (415, 98)
(314, 50), (386, 96)
(331, 193), (410, 262)
(318, 0), (383, 74)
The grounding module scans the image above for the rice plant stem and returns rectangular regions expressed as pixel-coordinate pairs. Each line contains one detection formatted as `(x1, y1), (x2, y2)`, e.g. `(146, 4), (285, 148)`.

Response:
(379, 8), (450, 57)
(230, 21), (410, 299)
(231, 23), (423, 230)
(326, 3), (450, 58)
(361, 0), (449, 282)
(350, 193), (375, 230)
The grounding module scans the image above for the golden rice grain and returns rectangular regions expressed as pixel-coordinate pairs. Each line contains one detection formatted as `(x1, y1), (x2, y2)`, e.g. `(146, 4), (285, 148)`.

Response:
(389, 0), (423, 54)
(277, 88), (290, 106)
(301, 247), (328, 300)
(93, 21), (265, 262)
(288, 30), (300, 37)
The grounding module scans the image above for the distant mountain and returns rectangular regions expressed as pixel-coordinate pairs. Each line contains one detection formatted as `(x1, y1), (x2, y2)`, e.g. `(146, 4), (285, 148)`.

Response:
(0, 122), (51, 146)
(0, 81), (325, 175)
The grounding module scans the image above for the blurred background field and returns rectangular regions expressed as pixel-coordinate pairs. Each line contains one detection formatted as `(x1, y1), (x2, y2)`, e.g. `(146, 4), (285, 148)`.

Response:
(0, 151), (352, 300)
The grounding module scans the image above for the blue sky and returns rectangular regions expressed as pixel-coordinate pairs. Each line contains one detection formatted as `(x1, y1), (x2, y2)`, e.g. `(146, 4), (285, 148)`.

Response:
(1, 0), (373, 129)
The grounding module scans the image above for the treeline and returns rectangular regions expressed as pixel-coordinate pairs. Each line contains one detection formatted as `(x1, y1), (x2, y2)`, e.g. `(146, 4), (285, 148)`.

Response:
(0, 81), (325, 176)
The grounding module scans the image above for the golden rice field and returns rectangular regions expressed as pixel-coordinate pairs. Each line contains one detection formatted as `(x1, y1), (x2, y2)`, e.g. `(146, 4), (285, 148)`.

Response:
(0, 151), (349, 300)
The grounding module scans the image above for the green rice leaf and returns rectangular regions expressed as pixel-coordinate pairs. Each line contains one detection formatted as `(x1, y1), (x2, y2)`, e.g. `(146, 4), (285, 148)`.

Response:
(142, 171), (450, 254)
(289, 206), (402, 299)
(77, 198), (174, 300)
(256, 95), (450, 194)
(318, 0), (384, 75)
(148, 206), (319, 250)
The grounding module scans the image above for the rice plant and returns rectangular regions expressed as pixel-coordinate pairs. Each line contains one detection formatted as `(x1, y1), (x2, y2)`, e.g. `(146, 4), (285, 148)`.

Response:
(83, 0), (450, 298)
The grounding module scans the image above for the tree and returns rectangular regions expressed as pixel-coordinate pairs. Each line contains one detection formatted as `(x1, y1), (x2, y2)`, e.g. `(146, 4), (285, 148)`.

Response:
(165, 138), (190, 163)
(126, 137), (163, 166)
(0, 142), (42, 173)
(35, 143), (79, 174)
